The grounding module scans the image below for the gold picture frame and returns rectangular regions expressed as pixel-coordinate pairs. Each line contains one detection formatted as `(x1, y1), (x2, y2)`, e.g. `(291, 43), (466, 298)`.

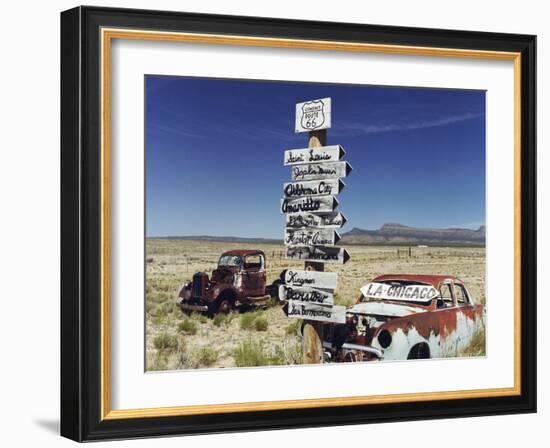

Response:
(61, 6), (536, 441)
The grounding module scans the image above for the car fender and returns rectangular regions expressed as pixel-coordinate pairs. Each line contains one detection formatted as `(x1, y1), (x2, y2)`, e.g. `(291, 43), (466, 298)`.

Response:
(374, 304), (485, 360)
(209, 284), (239, 302)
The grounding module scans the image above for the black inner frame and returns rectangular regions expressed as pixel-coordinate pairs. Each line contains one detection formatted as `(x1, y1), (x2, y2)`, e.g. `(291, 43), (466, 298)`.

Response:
(60, 6), (536, 442)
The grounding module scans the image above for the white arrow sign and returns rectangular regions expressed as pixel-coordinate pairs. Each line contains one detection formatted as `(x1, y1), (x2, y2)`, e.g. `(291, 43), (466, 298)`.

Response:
(286, 245), (351, 264)
(286, 212), (347, 229)
(291, 161), (353, 181)
(295, 97), (332, 133)
(284, 229), (340, 246)
(279, 285), (334, 305)
(287, 301), (346, 323)
(360, 282), (439, 303)
(284, 145), (345, 166)
(284, 269), (338, 290)
(283, 179), (345, 198)
(280, 196), (339, 214)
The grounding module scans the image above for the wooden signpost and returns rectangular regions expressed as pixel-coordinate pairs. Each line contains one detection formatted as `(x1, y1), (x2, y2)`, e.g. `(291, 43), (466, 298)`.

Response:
(286, 212), (347, 229)
(284, 145), (344, 166)
(291, 161), (352, 181)
(281, 96), (352, 363)
(278, 285), (334, 305)
(286, 245), (350, 264)
(284, 228), (340, 246)
(287, 301), (346, 324)
(284, 269), (338, 289)
(280, 196), (339, 214)
(283, 179), (345, 198)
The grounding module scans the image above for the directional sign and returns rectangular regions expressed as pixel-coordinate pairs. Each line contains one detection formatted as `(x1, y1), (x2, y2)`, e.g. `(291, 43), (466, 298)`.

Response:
(279, 285), (334, 305)
(291, 161), (353, 181)
(284, 229), (340, 246)
(283, 179), (345, 198)
(286, 245), (351, 264)
(287, 301), (346, 323)
(295, 97), (331, 133)
(280, 196), (338, 214)
(284, 269), (338, 290)
(284, 145), (345, 166)
(286, 212), (347, 229)
(360, 282), (439, 303)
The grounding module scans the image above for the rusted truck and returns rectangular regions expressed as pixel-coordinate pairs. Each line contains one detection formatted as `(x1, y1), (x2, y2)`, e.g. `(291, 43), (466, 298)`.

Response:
(322, 274), (485, 362)
(177, 249), (279, 316)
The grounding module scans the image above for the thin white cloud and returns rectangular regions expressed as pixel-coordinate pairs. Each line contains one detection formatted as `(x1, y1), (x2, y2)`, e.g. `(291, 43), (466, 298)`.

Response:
(149, 123), (207, 139)
(446, 221), (485, 230)
(334, 112), (484, 136)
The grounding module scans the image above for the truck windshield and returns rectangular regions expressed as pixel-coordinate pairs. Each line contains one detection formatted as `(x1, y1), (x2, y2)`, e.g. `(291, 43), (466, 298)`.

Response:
(218, 255), (242, 267)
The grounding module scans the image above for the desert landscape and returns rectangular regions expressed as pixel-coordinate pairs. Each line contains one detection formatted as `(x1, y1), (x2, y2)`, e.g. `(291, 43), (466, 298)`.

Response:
(145, 238), (486, 371)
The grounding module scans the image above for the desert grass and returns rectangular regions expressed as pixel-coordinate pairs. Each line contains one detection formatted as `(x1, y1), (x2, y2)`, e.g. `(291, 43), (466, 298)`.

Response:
(145, 239), (486, 370)
(458, 326), (487, 357)
(177, 319), (198, 335)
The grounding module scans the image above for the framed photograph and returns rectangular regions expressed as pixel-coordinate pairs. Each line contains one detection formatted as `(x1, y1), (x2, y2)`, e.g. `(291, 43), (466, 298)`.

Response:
(60, 6), (536, 441)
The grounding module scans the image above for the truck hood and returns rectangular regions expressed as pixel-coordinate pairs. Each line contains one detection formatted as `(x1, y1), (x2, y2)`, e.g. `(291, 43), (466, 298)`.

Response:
(348, 301), (428, 318)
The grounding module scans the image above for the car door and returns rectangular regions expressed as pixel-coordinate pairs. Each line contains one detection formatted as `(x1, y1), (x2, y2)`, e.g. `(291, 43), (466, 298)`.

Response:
(242, 254), (266, 296)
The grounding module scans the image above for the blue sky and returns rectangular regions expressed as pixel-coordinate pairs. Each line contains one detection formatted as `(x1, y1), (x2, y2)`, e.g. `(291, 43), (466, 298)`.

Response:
(145, 76), (486, 238)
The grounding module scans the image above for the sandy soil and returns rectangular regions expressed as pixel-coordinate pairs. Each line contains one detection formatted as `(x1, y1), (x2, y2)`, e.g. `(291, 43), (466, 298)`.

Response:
(145, 239), (486, 371)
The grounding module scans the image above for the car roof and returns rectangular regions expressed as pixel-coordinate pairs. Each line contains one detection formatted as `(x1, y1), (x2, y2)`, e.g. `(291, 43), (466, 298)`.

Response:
(372, 274), (463, 288)
(221, 249), (265, 257)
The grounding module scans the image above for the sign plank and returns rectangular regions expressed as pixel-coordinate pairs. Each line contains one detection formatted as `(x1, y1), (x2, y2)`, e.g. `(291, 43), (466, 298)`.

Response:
(359, 282), (439, 303)
(286, 245), (351, 264)
(284, 269), (338, 290)
(283, 179), (344, 198)
(286, 212), (347, 229)
(287, 301), (346, 323)
(284, 228), (340, 246)
(291, 161), (353, 181)
(284, 145), (345, 166)
(295, 97), (332, 133)
(279, 285), (334, 305)
(280, 196), (338, 214)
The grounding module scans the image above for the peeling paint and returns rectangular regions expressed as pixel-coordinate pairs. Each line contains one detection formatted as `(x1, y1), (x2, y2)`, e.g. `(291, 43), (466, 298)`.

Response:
(326, 274), (486, 361)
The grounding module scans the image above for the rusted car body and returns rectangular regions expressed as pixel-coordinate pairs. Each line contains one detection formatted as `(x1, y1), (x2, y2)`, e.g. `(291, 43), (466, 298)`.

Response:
(323, 274), (485, 362)
(177, 249), (272, 315)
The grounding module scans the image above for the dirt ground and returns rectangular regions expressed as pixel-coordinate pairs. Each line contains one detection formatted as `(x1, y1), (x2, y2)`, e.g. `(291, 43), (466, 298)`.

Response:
(145, 239), (486, 371)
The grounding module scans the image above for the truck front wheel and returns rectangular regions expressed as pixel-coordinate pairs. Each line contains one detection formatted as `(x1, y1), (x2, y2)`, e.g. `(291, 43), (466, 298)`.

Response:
(217, 298), (233, 314)
(208, 293), (235, 316)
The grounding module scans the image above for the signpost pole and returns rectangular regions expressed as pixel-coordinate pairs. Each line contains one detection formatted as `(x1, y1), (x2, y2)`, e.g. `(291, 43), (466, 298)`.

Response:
(302, 128), (327, 364)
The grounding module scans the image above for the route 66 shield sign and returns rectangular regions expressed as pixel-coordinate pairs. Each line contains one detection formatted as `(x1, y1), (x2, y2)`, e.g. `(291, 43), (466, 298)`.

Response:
(295, 97), (332, 133)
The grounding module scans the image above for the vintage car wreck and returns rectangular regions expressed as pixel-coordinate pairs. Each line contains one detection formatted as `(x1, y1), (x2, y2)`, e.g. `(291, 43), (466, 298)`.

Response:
(177, 249), (276, 316)
(322, 274), (485, 362)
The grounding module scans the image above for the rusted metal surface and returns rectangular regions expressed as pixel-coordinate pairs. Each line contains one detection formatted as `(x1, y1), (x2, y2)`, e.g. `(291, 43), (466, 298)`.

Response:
(219, 249), (266, 257)
(372, 273), (465, 288)
(323, 274), (486, 361)
(177, 249), (273, 315)
(350, 301), (428, 318)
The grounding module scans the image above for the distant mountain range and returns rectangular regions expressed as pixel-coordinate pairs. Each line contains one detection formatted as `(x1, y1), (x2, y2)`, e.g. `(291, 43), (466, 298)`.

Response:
(152, 223), (485, 247)
(154, 235), (281, 244)
(341, 223), (485, 246)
